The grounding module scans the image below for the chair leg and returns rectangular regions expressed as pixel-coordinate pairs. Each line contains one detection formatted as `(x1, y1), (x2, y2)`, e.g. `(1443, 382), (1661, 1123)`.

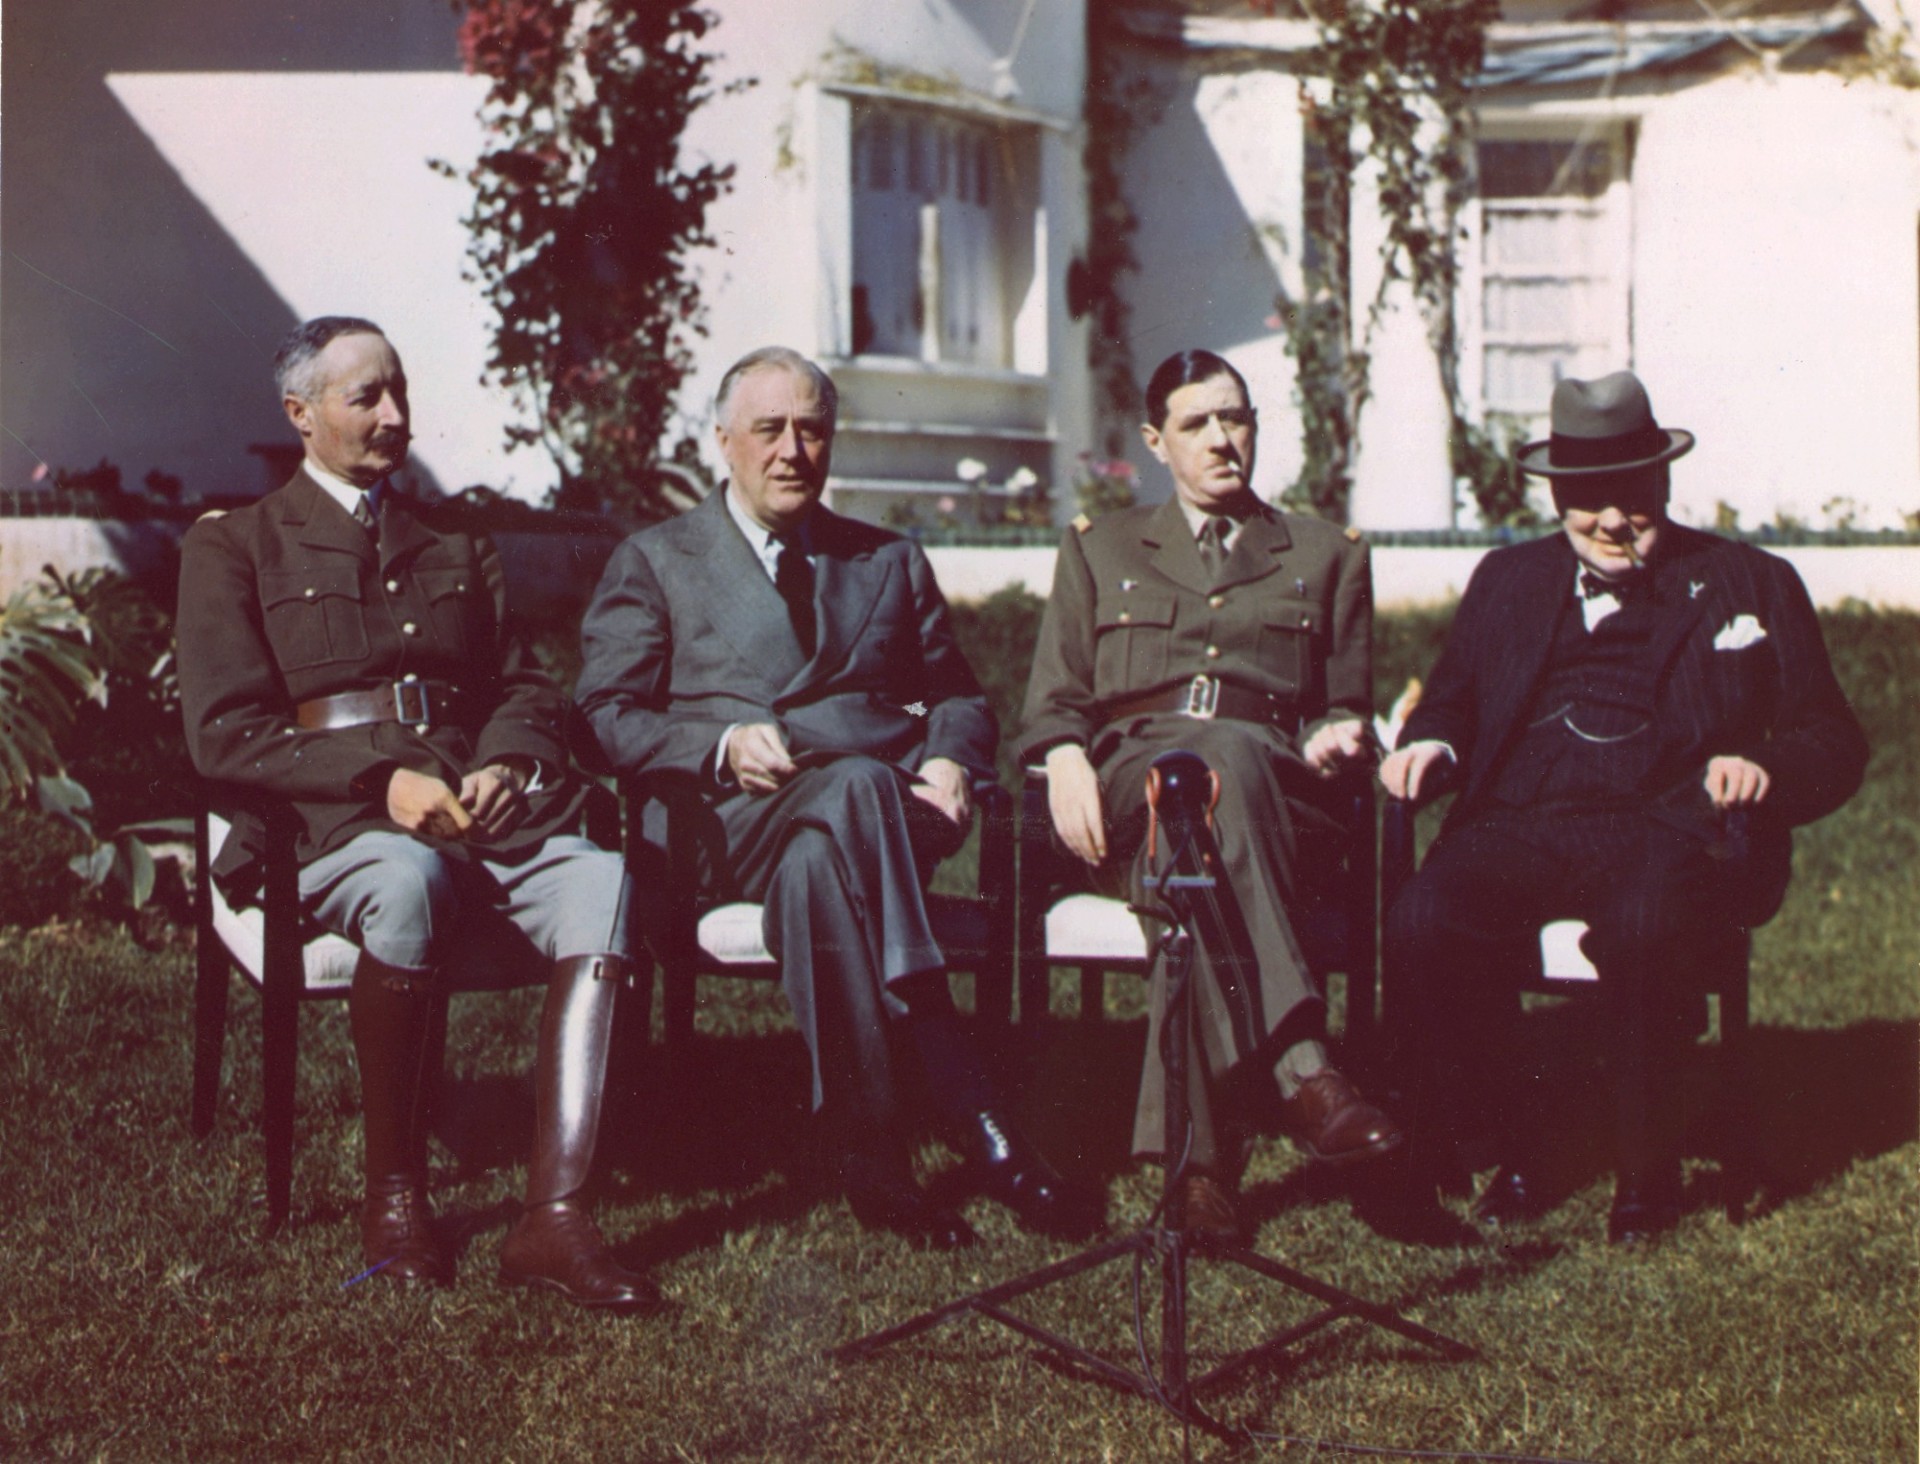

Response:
(192, 929), (231, 1138)
(664, 955), (696, 1051)
(261, 972), (299, 1237)
(1079, 967), (1106, 1023)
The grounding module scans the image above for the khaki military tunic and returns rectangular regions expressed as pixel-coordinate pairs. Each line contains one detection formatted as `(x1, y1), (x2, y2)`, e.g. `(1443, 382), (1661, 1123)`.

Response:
(1020, 497), (1371, 1166)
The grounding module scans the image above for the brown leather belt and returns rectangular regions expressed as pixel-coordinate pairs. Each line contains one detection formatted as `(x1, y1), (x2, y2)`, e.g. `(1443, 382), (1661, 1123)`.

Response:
(1101, 674), (1296, 728)
(295, 679), (460, 731)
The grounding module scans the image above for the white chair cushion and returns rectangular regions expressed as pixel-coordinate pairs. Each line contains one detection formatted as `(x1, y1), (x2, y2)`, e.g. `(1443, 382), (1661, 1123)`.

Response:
(207, 813), (361, 993)
(695, 903), (774, 965)
(1045, 893), (1151, 965)
(691, 894), (992, 970)
(1539, 919), (1600, 982)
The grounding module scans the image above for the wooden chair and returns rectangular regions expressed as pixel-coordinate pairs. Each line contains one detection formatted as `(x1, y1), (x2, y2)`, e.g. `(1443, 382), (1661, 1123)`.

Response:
(621, 770), (1017, 1052)
(190, 787), (618, 1234)
(1014, 764), (1380, 1051)
(1378, 796), (1753, 1217)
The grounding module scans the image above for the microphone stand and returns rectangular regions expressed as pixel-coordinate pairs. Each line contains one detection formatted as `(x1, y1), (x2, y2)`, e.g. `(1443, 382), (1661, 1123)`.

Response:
(832, 752), (1475, 1435)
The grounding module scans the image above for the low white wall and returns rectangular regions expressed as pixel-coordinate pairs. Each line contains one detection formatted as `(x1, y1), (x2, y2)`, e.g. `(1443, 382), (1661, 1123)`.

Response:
(927, 543), (1920, 611)
(9, 520), (1914, 614)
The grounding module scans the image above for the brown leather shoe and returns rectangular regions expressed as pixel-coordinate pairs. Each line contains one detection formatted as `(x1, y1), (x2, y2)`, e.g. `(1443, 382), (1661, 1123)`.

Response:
(1282, 1070), (1405, 1166)
(360, 1175), (447, 1284)
(1170, 1172), (1242, 1240)
(499, 1199), (666, 1312)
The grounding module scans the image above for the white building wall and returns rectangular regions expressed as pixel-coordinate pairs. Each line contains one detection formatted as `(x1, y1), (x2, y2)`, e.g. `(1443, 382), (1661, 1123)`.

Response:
(1112, 51), (1307, 504)
(1, 3), (527, 500)
(1634, 72), (1920, 531)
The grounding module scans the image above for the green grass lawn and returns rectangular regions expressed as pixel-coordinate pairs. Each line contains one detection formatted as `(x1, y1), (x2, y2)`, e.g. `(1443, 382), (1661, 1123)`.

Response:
(2, 608), (1914, 1461)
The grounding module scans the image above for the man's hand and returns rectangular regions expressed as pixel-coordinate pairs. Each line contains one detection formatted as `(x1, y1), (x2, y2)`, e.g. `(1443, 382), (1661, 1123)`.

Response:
(911, 756), (973, 827)
(1703, 755), (1771, 810)
(459, 762), (530, 838)
(387, 767), (475, 840)
(1379, 740), (1454, 802)
(1045, 743), (1107, 866)
(1302, 717), (1371, 779)
(728, 722), (798, 794)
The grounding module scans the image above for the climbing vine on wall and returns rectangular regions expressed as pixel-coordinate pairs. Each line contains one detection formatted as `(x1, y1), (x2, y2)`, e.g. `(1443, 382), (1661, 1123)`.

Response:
(1078, 4), (1164, 460)
(439, 0), (734, 521)
(1282, 0), (1511, 525)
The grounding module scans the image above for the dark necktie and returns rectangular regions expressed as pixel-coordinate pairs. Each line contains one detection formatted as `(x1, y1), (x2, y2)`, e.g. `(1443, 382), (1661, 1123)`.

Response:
(352, 493), (377, 534)
(774, 537), (817, 658)
(1579, 569), (1648, 604)
(1197, 515), (1231, 580)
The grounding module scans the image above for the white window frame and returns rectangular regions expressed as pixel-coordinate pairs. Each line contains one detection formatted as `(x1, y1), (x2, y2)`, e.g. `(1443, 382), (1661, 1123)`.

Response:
(803, 82), (1069, 522)
(1459, 117), (1636, 442)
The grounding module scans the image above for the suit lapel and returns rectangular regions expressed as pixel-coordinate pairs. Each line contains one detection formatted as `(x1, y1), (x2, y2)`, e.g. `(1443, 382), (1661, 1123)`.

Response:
(1644, 530), (1712, 682)
(1144, 498), (1212, 595)
(283, 469), (376, 567)
(376, 495), (440, 572)
(1480, 536), (1577, 762)
(675, 492), (808, 689)
(1645, 527), (1719, 746)
(1214, 508), (1294, 592)
(799, 509), (886, 695)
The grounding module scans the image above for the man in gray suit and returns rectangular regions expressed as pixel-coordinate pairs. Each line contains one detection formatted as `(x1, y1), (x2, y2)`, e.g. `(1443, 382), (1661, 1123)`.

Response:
(577, 346), (1093, 1247)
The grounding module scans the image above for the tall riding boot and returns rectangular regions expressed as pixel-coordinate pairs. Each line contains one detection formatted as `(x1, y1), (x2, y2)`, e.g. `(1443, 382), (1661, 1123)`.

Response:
(499, 954), (664, 1311)
(350, 953), (448, 1284)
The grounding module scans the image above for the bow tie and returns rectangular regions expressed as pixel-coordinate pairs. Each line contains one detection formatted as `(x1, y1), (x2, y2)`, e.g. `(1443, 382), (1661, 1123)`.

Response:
(1580, 569), (1648, 603)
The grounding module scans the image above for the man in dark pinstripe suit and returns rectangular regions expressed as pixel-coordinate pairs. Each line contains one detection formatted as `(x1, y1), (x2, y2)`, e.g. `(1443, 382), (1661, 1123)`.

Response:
(1379, 372), (1868, 1244)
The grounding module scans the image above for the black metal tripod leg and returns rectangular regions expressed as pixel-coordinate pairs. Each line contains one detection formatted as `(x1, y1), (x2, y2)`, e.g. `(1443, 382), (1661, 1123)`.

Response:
(829, 1232), (1153, 1363)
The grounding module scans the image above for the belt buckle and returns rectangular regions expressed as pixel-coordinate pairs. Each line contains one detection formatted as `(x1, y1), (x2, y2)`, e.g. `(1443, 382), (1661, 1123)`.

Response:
(1182, 674), (1220, 719)
(393, 678), (431, 727)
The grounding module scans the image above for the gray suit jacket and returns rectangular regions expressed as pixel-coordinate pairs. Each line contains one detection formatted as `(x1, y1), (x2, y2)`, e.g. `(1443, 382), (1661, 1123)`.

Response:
(575, 491), (995, 802)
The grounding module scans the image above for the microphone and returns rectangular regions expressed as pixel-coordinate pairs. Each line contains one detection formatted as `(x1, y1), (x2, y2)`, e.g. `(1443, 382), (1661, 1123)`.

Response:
(1147, 749), (1214, 832)
(1144, 750), (1218, 883)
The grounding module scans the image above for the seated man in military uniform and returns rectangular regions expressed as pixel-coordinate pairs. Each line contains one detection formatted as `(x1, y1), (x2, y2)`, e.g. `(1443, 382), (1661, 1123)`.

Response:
(1020, 349), (1403, 1236)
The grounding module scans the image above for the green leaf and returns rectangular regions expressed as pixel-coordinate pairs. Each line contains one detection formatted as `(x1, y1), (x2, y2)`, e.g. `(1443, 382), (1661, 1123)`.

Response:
(69, 845), (116, 889)
(116, 834), (156, 910)
(35, 774), (95, 836)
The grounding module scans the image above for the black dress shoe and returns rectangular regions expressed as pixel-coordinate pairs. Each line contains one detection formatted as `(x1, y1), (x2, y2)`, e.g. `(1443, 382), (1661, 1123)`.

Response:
(846, 1176), (979, 1251)
(1470, 1165), (1549, 1227)
(964, 1111), (1104, 1240)
(1607, 1171), (1682, 1246)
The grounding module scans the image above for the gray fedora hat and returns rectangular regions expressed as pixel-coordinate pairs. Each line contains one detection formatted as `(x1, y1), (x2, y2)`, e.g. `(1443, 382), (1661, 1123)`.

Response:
(1515, 370), (1695, 477)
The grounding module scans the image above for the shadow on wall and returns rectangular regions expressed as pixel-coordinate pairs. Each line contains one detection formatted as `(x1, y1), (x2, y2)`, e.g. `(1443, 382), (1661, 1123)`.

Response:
(1, 0), (464, 499)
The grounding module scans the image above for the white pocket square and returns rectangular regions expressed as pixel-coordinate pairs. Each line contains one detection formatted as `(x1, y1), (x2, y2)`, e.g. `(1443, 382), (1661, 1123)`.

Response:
(1714, 614), (1767, 650)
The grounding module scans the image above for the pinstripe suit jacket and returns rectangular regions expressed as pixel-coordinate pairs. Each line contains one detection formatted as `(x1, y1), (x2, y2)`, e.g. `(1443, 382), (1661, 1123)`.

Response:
(1401, 526), (1866, 914)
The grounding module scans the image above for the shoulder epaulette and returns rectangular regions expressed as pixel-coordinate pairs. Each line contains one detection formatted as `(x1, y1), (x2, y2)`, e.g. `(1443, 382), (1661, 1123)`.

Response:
(1071, 513), (1093, 533)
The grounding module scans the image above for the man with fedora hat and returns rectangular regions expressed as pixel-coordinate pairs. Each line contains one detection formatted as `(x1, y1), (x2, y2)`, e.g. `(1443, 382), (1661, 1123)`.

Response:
(1378, 370), (1867, 1243)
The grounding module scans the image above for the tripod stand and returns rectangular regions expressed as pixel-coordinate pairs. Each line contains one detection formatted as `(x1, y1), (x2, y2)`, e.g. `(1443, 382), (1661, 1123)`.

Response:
(832, 751), (1476, 1432)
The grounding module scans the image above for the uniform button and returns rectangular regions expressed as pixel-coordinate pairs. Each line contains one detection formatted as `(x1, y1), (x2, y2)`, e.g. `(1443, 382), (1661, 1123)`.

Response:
(303, 587), (315, 599)
(1118, 611), (1132, 624)
(402, 673), (419, 684)
(456, 582), (467, 593)
(1208, 594), (1225, 609)
(414, 723), (431, 735)
(386, 579), (400, 594)
(1205, 645), (1221, 660)
(402, 622), (419, 637)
